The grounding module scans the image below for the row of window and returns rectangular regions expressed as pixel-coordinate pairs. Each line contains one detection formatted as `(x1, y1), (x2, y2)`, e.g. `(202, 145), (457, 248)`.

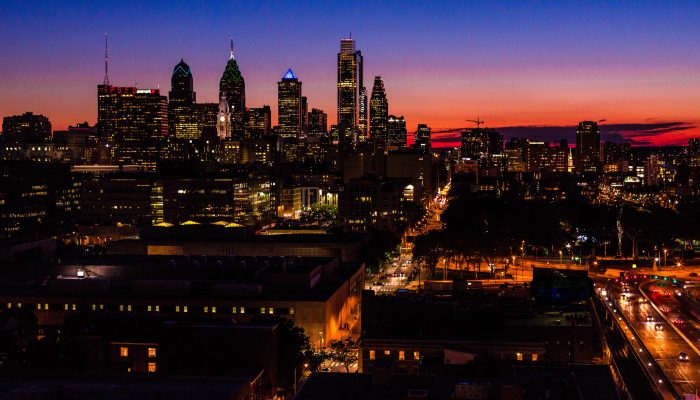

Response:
(120, 346), (157, 358)
(368, 350), (420, 361)
(7, 302), (294, 316)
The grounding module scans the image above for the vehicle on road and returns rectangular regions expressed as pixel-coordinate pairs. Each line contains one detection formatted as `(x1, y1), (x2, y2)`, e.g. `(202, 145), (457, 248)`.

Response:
(637, 297), (648, 303)
(679, 351), (689, 361)
(655, 323), (664, 331)
(646, 315), (655, 322)
(690, 272), (698, 277)
(663, 291), (671, 297)
(673, 318), (685, 325)
(660, 306), (670, 313)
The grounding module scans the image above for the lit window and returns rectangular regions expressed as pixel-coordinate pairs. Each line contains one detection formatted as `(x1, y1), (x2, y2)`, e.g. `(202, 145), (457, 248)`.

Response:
(413, 351), (420, 360)
(119, 305), (124, 312)
(155, 305), (160, 312)
(92, 304), (96, 311)
(204, 306), (209, 313)
(384, 350), (391, 356)
(290, 307), (295, 315)
(147, 362), (156, 373)
(64, 304), (69, 311)
(17, 303), (21, 309)
(516, 353), (523, 361)
(369, 350), (375, 360)
(232, 307), (237, 314)
(268, 307), (274, 314)
(175, 306), (180, 313)
(5, 303), (10, 309)
(240, 307), (245, 314)
(147, 305), (152, 312)
(148, 347), (157, 358)
(71, 304), (76, 311)
(120, 347), (129, 357)
(37, 304), (42, 310)
(399, 351), (405, 360)
(183, 306), (188, 313)
(260, 307), (265, 314)
(211, 306), (217, 314)
(100, 304), (104, 310)
(127, 305), (132, 312)
(531, 353), (538, 362)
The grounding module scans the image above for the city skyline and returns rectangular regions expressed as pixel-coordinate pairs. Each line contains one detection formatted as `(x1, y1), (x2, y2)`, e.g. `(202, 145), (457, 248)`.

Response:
(1, 1), (700, 146)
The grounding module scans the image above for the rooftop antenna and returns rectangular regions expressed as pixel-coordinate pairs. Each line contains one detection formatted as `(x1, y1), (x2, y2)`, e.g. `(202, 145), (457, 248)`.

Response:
(230, 37), (234, 60)
(103, 33), (110, 86)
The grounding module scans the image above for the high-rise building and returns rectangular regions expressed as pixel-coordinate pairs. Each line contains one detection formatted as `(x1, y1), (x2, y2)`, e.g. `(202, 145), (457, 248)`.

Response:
(337, 37), (363, 148)
(387, 115), (407, 149)
(217, 93), (231, 139)
(2, 112), (52, 143)
(97, 86), (168, 168)
(358, 87), (368, 142)
(575, 121), (601, 173)
(369, 76), (388, 147)
(168, 59), (199, 139)
(277, 69), (302, 139)
(414, 124), (431, 152)
(301, 96), (309, 135)
(308, 108), (328, 134)
(244, 106), (271, 139)
(219, 40), (246, 137)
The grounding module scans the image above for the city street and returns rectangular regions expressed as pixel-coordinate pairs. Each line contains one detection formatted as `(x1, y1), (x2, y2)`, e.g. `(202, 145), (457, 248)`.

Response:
(607, 278), (700, 396)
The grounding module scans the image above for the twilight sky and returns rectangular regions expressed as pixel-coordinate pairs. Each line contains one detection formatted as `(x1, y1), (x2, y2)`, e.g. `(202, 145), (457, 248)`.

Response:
(1, 0), (699, 146)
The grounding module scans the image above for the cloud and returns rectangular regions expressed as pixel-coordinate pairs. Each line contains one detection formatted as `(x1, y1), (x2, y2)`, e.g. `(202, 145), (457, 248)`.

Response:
(431, 121), (697, 147)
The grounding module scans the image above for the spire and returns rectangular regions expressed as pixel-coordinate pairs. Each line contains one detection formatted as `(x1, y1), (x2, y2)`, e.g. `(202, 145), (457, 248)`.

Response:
(282, 68), (297, 80)
(103, 33), (110, 86)
(229, 37), (234, 60)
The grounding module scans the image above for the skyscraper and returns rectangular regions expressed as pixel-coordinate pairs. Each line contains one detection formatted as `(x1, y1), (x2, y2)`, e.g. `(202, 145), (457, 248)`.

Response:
(1, 112), (52, 143)
(168, 59), (199, 139)
(370, 76), (388, 147)
(244, 106), (272, 139)
(337, 37), (363, 148)
(414, 124), (431, 152)
(97, 85), (168, 168)
(277, 69), (302, 139)
(217, 93), (231, 139)
(219, 39), (246, 137)
(575, 121), (601, 173)
(308, 108), (328, 134)
(386, 115), (407, 149)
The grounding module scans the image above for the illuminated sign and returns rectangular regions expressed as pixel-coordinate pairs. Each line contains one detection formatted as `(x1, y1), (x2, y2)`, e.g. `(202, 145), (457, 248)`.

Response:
(137, 89), (154, 94)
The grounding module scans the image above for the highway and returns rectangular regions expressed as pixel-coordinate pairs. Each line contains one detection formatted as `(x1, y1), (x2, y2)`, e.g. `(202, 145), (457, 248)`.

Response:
(607, 277), (700, 397)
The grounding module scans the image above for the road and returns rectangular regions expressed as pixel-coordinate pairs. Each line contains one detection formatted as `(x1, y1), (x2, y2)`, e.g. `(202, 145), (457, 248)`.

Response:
(366, 182), (449, 293)
(607, 278), (700, 397)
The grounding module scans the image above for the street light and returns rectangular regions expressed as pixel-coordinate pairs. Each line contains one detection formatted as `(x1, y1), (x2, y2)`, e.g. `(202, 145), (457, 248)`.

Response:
(559, 250), (563, 266)
(663, 249), (667, 268)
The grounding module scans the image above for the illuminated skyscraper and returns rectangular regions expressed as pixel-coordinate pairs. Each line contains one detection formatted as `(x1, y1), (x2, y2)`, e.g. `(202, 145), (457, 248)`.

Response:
(244, 106), (272, 139)
(277, 69), (302, 138)
(219, 39), (246, 137)
(168, 59), (199, 139)
(97, 86), (167, 168)
(337, 37), (364, 148)
(370, 76), (388, 147)
(575, 120), (601, 173)
(386, 115), (407, 149)
(414, 124), (431, 152)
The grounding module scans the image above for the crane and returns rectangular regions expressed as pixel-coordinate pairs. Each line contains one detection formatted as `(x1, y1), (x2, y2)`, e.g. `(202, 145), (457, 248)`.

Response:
(466, 118), (485, 128)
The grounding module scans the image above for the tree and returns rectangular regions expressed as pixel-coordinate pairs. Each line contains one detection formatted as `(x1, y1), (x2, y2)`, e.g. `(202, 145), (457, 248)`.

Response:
(251, 315), (312, 386)
(328, 335), (358, 373)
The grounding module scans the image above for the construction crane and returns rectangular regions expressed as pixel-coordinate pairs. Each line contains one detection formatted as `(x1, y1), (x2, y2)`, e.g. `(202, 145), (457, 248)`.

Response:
(466, 118), (485, 128)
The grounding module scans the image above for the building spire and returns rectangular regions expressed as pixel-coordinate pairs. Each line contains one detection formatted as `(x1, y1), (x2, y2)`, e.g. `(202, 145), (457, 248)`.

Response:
(229, 37), (234, 60)
(103, 33), (110, 86)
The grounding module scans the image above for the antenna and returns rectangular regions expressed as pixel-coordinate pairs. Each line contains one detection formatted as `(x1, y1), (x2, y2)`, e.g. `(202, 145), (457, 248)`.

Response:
(103, 33), (110, 86)
(230, 37), (234, 60)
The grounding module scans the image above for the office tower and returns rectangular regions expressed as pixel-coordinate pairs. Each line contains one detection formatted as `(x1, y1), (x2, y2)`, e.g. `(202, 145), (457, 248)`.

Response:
(575, 120), (601, 173)
(358, 87), (368, 142)
(193, 103), (218, 137)
(168, 59), (199, 139)
(308, 108), (328, 134)
(386, 115), (407, 149)
(277, 69), (302, 139)
(219, 39), (246, 137)
(459, 128), (502, 160)
(1, 112), (52, 143)
(244, 106), (272, 139)
(337, 37), (363, 148)
(414, 124), (431, 152)
(300, 96), (309, 135)
(369, 76), (388, 147)
(97, 85), (167, 168)
(523, 140), (567, 173)
(217, 92), (231, 139)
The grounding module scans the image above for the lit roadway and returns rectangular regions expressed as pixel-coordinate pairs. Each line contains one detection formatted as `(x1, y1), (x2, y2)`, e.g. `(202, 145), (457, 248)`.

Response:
(607, 278), (700, 397)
